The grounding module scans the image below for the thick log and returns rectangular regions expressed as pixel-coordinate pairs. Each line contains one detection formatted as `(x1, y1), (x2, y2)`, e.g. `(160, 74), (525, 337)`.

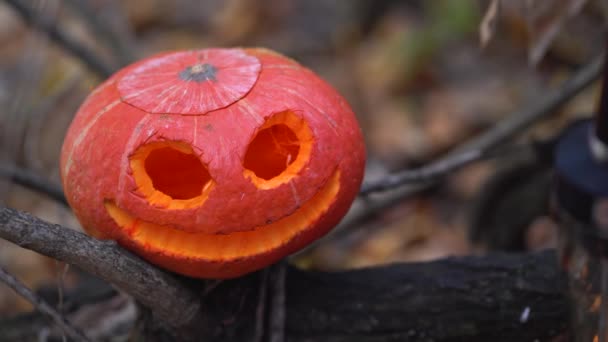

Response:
(284, 251), (568, 342)
(197, 251), (568, 341)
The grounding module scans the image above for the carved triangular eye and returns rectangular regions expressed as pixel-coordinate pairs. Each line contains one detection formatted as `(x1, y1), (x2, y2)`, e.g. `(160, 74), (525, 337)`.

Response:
(130, 141), (214, 209)
(243, 111), (313, 189)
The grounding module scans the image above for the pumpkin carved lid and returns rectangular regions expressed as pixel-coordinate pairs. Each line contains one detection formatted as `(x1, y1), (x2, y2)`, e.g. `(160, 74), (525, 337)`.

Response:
(118, 49), (261, 115)
(60, 48), (365, 279)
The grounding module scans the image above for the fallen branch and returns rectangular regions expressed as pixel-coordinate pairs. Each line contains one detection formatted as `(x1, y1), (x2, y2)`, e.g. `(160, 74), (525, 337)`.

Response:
(361, 53), (604, 195)
(0, 206), (202, 335)
(0, 265), (90, 341)
(284, 251), (567, 342)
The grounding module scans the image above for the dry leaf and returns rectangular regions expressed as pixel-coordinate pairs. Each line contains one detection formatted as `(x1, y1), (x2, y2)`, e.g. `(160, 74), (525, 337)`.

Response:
(480, 0), (501, 48)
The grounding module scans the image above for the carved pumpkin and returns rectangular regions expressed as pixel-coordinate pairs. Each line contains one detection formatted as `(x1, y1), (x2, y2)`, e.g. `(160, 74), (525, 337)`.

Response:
(60, 48), (365, 279)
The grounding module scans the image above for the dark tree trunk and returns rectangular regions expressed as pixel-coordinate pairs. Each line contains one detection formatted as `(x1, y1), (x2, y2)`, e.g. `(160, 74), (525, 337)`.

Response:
(136, 250), (567, 341)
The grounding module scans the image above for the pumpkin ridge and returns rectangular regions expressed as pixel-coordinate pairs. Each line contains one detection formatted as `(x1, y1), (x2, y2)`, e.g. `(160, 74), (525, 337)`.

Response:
(192, 116), (199, 146)
(63, 98), (122, 177)
(256, 83), (339, 135)
(235, 98), (263, 125)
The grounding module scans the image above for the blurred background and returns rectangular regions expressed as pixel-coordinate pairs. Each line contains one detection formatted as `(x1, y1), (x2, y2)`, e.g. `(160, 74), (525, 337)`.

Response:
(0, 0), (605, 317)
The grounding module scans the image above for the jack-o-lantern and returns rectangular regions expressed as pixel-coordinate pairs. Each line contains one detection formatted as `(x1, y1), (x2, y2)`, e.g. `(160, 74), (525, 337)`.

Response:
(60, 48), (365, 279)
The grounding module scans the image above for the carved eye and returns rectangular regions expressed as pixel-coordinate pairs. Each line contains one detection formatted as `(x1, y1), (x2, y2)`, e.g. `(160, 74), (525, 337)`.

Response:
(243, 111), (313, 189)
(130, 141), (214, 209)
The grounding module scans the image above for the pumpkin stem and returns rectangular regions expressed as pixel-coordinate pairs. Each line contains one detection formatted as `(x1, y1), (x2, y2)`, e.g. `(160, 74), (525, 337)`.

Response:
(179, 63), (218, 82)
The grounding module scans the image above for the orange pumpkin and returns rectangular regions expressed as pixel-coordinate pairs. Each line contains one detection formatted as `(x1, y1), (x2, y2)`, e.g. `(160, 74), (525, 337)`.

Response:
(60, 48), (365, 279)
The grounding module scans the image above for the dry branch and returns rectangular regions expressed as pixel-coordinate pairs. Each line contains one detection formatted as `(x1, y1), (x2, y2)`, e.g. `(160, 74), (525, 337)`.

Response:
(361, 53), (604, 195)
(0, 265), (90, 341)
(0, 206), (201, 334)
(64, 0), (136, 65)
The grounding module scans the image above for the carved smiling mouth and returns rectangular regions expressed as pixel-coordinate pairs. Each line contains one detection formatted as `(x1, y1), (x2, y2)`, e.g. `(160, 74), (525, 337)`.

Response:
(104, 170), (340, 267)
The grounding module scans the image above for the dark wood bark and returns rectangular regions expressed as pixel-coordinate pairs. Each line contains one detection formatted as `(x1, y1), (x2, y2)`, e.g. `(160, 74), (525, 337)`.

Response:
(200, 251), (567, 342)
(0, 205), (569, 341)
(3, 252), (568, 341)
(284, 251), (568, 342)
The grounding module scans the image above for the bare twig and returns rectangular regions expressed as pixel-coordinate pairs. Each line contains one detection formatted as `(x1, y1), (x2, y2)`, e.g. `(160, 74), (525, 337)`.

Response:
(4, 0), (114, 78)
(64, 0), (136, 65)
(23, 72), (82, 170)
(55, 262), (70, 315)
(0, 206), (202, 332)
(457, 54), (603, 154)
(0, 0), (55, 204)
(360, 53), (604, 195)
(0, 265), (91, 341)
(360, 149), (483, 194)
(0, 164), (67, 205)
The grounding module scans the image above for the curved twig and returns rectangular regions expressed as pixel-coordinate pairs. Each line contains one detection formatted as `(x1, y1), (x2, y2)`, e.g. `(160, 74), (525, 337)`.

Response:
(4, 0), (114, 78)
(0, 265), (91, 341)
(64, 0), (137, 65)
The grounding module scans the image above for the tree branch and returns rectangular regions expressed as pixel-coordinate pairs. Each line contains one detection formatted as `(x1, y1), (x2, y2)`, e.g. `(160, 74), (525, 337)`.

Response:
(0, 206), (202, 333)
(64, 0), (136, 66)
(360, 149), (483, 194)
(361, 53), (604, 195)
(4, 0), (114, 78)
(0, 265), (91, 341)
